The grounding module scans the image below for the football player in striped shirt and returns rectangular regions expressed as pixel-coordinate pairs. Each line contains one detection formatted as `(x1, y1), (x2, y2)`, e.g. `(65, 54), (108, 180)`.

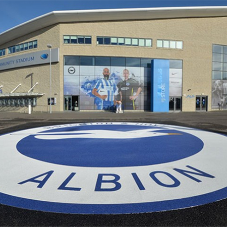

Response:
(92, 68), (117, 110)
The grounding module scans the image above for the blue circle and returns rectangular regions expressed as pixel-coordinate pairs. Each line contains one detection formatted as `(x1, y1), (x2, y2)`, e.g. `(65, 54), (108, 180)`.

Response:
(16, 124), (203, 167)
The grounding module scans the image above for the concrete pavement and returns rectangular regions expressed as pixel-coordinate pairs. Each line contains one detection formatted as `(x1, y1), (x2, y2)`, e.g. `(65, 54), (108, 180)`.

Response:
(0, 110), (227, 134)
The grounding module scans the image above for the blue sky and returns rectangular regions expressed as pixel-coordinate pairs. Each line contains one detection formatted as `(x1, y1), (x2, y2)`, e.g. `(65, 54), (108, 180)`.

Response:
(0, 0), (227, 34)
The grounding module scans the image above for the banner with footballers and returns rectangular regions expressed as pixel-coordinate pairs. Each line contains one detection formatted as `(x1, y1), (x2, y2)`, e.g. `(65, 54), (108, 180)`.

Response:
(78, 66), (145, 110)
(63, 57), (182, 111)
(212, 80), (227, 109)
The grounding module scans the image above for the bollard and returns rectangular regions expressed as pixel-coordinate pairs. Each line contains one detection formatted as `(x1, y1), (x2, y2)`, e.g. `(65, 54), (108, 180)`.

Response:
(28, 99), (31, 114)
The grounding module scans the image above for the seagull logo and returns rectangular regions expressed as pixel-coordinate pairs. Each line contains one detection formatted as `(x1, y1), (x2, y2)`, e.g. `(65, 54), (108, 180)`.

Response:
(40, 53), (48, 60)
(34, 129), (181, 140)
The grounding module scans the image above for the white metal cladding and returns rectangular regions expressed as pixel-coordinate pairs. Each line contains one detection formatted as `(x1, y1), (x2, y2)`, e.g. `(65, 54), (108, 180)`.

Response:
(1, 7), (227, 46)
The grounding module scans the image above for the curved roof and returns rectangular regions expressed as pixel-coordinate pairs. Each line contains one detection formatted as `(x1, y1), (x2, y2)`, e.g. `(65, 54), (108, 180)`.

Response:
(1, 6), (227, 46)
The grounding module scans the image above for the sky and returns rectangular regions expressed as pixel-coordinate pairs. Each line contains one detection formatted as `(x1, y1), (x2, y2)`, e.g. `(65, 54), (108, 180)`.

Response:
(0, 0), (227, 34)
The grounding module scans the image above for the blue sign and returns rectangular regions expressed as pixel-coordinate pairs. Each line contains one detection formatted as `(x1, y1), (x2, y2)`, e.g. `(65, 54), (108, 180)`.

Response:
(151, 59), (169, 112)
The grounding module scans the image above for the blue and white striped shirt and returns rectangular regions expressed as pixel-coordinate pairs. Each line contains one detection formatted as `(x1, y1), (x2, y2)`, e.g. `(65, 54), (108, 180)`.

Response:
(94, 78), (116, 102)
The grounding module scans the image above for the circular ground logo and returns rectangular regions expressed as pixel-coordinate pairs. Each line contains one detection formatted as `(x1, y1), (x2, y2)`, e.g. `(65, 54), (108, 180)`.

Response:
(0, 122), (226, 214)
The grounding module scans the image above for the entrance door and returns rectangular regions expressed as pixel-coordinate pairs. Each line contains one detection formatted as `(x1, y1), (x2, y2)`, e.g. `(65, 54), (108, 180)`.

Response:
(64, 95), (79, 111)
(169, 97), (182, 112)
(72, 96), (79, 111)
(64, 96), (72, 111)
(196, 96), (207, 111)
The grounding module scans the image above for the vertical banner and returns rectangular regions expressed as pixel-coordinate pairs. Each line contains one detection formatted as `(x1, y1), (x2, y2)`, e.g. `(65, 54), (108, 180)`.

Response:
(151, 59), (169, 112)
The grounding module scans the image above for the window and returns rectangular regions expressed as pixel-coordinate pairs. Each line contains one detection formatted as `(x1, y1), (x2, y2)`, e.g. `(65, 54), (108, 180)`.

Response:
(212, 44), (227, 80)
(71, 36), (77, 44)
(111, 37), (117, 45)
(170, 41), (176, 49)
(33, 40), (38, 48)
(141, 58), (152, 67)
(20, 44), (24, 51)
(163, 40), (170, 48)
(78, 36), (84, 44)
(28, 41), (33, 49)
(15, 45), (18, 52)
(8, 46), (15, 54)
(224, 55), (227, 63)
(64, 36), (70, 44)
(157, 39), (183, 50)
(97, 37), (103, 45)
(63, 35), (91, 44)
(223, 63), (227, 71)
(95, 57), (110, 66)
(213, 44), (223, 54)
(176, 41), (183, 49)
(169, 60), (183, 69)
(80, 56), (95, 66)
(12, 46), (15, 53)
(223, 72), (227, 80)
(111, 57), (125, 66)
(212, 62), (222, 71)
(126, 58), (140, 67)
(213, 53), (222, 62)
(97, 36), (152, 47)
(212, 71), (222, 80)
(85, 36), (91, 44)
(145, 39), (152, 47)
(8, 47), (12, 54)
(0, 49), (5, 57)
(104, 37), (111, 45)
(64, 56), (80, 65)
(125, 38), (131, 45)
(139, 39), (145, 47)
(157, 40), (163, 48)
(118, 38), (124, 45)
(24, 43), (28, 50)
(132, 38), (138, 46)
(8, 40), (37, 54)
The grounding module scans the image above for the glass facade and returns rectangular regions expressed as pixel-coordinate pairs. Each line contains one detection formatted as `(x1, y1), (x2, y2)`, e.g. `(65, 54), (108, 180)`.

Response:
(64, 56), (182, 111)
(212, 44), (227, 109)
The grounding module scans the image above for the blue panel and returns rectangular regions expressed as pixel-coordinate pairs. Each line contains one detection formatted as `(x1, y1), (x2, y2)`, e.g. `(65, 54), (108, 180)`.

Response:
(151, 59), (169, 112)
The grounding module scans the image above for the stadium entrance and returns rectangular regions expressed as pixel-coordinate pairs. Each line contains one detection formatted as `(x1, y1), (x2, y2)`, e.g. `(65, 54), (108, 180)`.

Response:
(169, 97), (182, 112)
(64, 95), (79, 111)
(196, 96), (207, 111)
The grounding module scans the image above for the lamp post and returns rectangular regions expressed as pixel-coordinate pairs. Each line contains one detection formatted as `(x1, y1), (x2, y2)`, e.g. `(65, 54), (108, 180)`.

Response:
(47, 44), (52, 113)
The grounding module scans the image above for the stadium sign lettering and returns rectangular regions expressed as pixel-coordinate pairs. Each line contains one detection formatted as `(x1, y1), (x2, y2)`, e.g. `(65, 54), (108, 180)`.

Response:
(0, 48), (59, 71)
(19, 165), (214, 191)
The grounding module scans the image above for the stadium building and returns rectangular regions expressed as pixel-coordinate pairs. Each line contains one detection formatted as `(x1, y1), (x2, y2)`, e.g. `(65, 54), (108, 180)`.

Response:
(0, 6), (227, 113)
